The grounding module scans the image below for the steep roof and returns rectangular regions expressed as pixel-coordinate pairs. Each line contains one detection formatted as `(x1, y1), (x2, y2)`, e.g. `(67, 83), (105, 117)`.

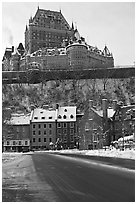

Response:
(91, 108), (115, 118)
(31, 106), (76, 122)
(32, 8), (71, 30)
(57, 106), (76, 122)
(31, 108), (56, 122)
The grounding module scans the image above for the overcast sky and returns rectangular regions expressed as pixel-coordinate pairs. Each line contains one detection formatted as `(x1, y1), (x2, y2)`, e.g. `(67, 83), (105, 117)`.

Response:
(2, 1), (135, 66)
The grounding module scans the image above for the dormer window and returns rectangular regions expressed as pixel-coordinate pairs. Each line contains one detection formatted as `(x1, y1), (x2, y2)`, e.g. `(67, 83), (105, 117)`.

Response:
(70, 114), (74, 119)
(64, 109), (67, 112)
(49, 116), (52, 119)
(58, 115), (62, 119)
(40, 111), (43, 114)
(63, 115), (67, 119)
(34, 117), (38, 119)
(41, 117), (45, 119)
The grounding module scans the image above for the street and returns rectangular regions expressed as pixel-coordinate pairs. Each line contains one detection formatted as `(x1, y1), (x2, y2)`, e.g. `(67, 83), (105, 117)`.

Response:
(2, 152), (135, 202)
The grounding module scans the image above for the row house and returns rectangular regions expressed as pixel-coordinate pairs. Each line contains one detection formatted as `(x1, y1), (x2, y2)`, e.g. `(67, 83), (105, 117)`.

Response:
(3, 113), (30, 152)
(30, 105), (82, 150)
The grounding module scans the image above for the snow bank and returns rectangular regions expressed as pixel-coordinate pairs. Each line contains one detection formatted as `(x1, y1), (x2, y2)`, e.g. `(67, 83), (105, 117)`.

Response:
(55, 149), (135, 160)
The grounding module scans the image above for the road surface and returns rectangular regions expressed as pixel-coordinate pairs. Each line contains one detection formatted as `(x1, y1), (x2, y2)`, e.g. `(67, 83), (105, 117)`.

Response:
(2, 152), (135, 202)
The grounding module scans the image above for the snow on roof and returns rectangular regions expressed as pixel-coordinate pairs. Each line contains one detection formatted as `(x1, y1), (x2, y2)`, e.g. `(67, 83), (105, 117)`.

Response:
(31, 108), (56, 122)
(93, 108), (115, 118)
(9, 114), (30, 125)
(57, 106), (76, 122)
(31, 106), (76, 122)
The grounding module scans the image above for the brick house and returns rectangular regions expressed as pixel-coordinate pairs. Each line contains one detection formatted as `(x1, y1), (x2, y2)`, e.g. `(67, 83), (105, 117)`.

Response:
(3, 113), (30, 152)
(79, 99), (135, 150)
(111, 101), (135, 142)
(79, 99), (115, 150)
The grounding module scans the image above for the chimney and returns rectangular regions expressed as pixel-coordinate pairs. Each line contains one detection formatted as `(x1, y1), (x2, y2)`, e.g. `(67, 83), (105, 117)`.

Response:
(112, 100), (118, 111)
(102, 99), (108, 119)
(12, 46), (14, 53)
(43, 105), (49, 109)
(56, 104), (59, 110)
(89, 100), (93, 109)
(30, 105), (35, 111)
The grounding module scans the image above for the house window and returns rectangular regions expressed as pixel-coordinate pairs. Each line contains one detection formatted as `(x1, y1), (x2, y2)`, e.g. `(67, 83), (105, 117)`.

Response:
(44, 124), (46, 128)
(63, 136), (67, 141)
(17, 127), (19, 133)
(33, 124), (35, 129)
(42, 117), (45, 119)
(58, 129), (61, 134)
(58, 115), (62, 119)
(63, 129), (67, 134)
(6, 141), (10, 145)
(57, 123), (61, 128)
(49, 130), (52, 135)
(38, 138), (41, 142)
(70, 129), (74, 134)
(38, 124), (41, 129)
(49, 124), (52, 128)
(38, 130), (41, 135)
(34, 117), (38, 120)
(25, 141), (28, 146)
(63, 115), (67, 119)
(49, 138), (52, 142)
(70, 135), (73, 141)
(44, 130), (46, 135)
(19, 141), (22, 145)
(33, 131), (35, 135)
(70, 122), (74, 128)
(13, 141), (16, 146)
(44, 138), (46, 142)
(63, 123), (67, 128)
(70, 114), (74, 119)
(33, 138), (35, 143)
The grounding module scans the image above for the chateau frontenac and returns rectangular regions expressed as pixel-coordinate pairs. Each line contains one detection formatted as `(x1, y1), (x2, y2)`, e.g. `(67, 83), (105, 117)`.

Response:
(2, 7), (114, 72)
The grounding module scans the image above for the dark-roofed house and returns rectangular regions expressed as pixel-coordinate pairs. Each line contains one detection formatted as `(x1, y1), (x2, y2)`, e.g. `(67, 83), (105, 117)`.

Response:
(111, 101), (135, 142)
(79, 99), (115, 150)
(79, 99), (135, 150)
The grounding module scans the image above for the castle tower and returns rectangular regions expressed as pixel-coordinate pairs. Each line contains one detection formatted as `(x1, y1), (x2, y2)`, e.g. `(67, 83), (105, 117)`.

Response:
(25, 8), (73, 53)
(66, 42), (88, 69)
